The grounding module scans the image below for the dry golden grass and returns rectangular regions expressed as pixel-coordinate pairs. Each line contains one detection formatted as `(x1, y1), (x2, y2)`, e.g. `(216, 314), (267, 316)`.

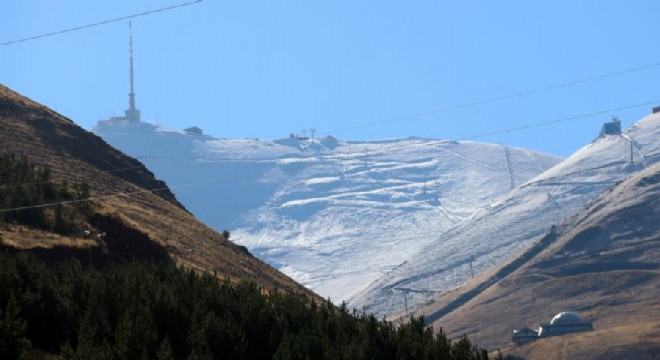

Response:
(0, 83), (320, 300)
(411, 162), (660, 358)
(1, 226), (97, 249)
(501, 320), (660, 360)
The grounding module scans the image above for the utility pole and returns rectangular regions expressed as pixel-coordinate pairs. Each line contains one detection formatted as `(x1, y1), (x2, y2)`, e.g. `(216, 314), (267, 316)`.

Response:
(404, 291), (409, 316)
(310, 128), (316, 143)
(469, 255), (474, 278)
(547, 193), (561, 209)
(423, 172), (428, 194)
(630, 136), (634, 164)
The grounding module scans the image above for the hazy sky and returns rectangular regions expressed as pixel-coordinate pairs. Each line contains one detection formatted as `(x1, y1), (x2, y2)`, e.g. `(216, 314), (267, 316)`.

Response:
(3, 1), (660, 156)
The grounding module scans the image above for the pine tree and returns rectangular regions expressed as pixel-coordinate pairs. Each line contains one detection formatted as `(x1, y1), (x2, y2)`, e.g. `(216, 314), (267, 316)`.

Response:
(0, 294), (32, 359)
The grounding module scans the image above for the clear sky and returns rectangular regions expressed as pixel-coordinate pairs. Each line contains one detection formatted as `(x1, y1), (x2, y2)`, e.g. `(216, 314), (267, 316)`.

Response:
(3, 1), (660, 157)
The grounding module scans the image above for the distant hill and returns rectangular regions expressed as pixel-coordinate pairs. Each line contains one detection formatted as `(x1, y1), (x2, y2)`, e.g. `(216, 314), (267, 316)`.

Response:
(0, 83), (317, 298)
(419, 154), (660, 359)
(94, 121), (561, 304)
(354, 112), (660, 317)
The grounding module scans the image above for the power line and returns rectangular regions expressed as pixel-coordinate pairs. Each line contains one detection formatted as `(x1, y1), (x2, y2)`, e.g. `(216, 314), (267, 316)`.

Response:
(325, 61), (660, 136)
(2, 98), (658, 214)
(80, 98), (657, 200)
(0, 0), (202, 46)
(2, 0), (655, 141)
(93, 98), (658, 181)
(459, 100), (660, 140)
(302, 99), (660, 171)
(0, 162), (146, 191)
(0, 167), (259, 213)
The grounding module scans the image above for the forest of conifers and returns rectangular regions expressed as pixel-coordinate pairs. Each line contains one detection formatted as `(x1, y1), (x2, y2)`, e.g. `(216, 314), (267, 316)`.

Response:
(0, 251), (499, 360)
(0, 152), (498, 359)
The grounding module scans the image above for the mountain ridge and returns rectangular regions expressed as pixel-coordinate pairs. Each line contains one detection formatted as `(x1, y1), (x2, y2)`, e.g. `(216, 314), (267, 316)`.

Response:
(0, 83), (318, 298)
(352, 112), (660, 316)
(94, 120), (561, 303)
(425, 160), (660, 358)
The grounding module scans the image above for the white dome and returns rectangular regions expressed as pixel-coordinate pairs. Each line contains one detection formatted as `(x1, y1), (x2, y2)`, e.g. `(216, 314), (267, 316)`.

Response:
(550, 311), (584, 325)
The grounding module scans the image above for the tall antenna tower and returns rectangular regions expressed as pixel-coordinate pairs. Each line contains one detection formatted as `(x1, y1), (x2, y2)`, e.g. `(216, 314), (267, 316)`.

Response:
(125, 21), (141, 123)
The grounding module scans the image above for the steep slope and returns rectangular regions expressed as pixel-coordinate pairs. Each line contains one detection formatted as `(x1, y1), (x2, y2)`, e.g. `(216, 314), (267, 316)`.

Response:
(0, 84), (316, 297)
(94, 123), (560, 303)
(353, 112), (660, 316)
(426, 160), (660, 359)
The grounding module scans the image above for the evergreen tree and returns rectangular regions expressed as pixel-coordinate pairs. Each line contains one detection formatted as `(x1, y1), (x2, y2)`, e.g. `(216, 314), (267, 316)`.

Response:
(0, 294), (32, 359)
(0, 251), (497, 359)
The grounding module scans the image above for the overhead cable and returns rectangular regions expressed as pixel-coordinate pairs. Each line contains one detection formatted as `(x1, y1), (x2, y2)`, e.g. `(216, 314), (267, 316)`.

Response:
(459, 100), (660, 140)
(2, 99), (658, 213)
(0, 0), (202, 46)
(326, 62), (660, 136)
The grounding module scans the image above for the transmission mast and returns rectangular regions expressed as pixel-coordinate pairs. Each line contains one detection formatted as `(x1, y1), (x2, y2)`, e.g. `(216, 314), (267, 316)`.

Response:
(125, 21), (141, 123)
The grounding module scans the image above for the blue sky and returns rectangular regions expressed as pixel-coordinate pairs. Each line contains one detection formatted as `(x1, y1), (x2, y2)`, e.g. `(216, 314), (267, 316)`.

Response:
(3, 1), (660, 156)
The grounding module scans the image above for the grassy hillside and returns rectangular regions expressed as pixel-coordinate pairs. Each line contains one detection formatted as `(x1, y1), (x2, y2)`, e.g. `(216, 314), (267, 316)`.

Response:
(417, 162), (660, 359)
(0, 83), (316, 298)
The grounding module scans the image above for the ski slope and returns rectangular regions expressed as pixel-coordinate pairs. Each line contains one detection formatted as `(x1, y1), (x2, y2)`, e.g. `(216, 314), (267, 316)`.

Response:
(94, 122), (559, 303)
(351, 112), (660, 317)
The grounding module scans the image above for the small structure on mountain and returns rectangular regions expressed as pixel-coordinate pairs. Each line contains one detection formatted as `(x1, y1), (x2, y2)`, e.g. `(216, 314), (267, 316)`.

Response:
(538, 311), (593, 337)
(598, 116), (622, 137)
(289, 132), (310, 141)
(512, 311), (592, 344)
(653, 106), (660, 114)
(512, 327), (539, 345)
(184, 126), (204, 136)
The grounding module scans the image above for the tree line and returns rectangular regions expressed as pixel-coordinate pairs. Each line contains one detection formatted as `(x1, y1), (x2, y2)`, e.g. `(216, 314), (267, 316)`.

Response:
(0, 153), (91, 234)
(0, 153), (502, 359)
(0, 251), (500, 360)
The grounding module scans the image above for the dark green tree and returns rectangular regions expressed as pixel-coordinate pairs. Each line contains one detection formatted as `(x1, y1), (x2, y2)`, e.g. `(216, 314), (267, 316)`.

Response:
(0, 294), (32, 359)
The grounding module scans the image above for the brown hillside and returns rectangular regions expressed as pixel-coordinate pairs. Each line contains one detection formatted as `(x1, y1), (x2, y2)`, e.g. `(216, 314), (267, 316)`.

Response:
(0, 83), (319, 299)
(418, 161), (660, 359)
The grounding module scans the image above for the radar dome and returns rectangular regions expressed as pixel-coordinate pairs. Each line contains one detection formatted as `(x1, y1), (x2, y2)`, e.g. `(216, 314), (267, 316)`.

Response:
(550, 311), (584, 325)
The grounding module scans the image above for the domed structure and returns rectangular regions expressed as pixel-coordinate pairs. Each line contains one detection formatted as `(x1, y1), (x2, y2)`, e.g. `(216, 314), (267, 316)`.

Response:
(513, 311), (593, 343)
(539, 311), (592, 337)
(550, 311), (584, 326)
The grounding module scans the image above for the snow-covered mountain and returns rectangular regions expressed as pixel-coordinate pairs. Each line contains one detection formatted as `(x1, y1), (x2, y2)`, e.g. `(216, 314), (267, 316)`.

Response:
(351, 112), (660, 317)
(94, 122), (560, 303)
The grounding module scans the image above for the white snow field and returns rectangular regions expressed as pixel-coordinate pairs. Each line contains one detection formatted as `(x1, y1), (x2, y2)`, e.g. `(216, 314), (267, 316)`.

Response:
(351, 112), (660, 317)
(94, 122), (559, 304)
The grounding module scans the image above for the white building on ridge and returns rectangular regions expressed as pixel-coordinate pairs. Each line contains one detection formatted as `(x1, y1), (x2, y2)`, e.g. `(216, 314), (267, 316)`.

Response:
(513, 311), (593, 345)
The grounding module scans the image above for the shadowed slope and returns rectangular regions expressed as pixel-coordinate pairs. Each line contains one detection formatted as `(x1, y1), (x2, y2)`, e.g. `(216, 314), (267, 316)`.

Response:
(0, 83), (319, 298)
(420, 161), (660, 358)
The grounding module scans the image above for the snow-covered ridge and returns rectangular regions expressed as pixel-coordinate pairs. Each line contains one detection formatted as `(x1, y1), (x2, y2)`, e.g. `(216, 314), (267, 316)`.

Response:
(351, 112), (660, 317)
(94, 122), (561, 304)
